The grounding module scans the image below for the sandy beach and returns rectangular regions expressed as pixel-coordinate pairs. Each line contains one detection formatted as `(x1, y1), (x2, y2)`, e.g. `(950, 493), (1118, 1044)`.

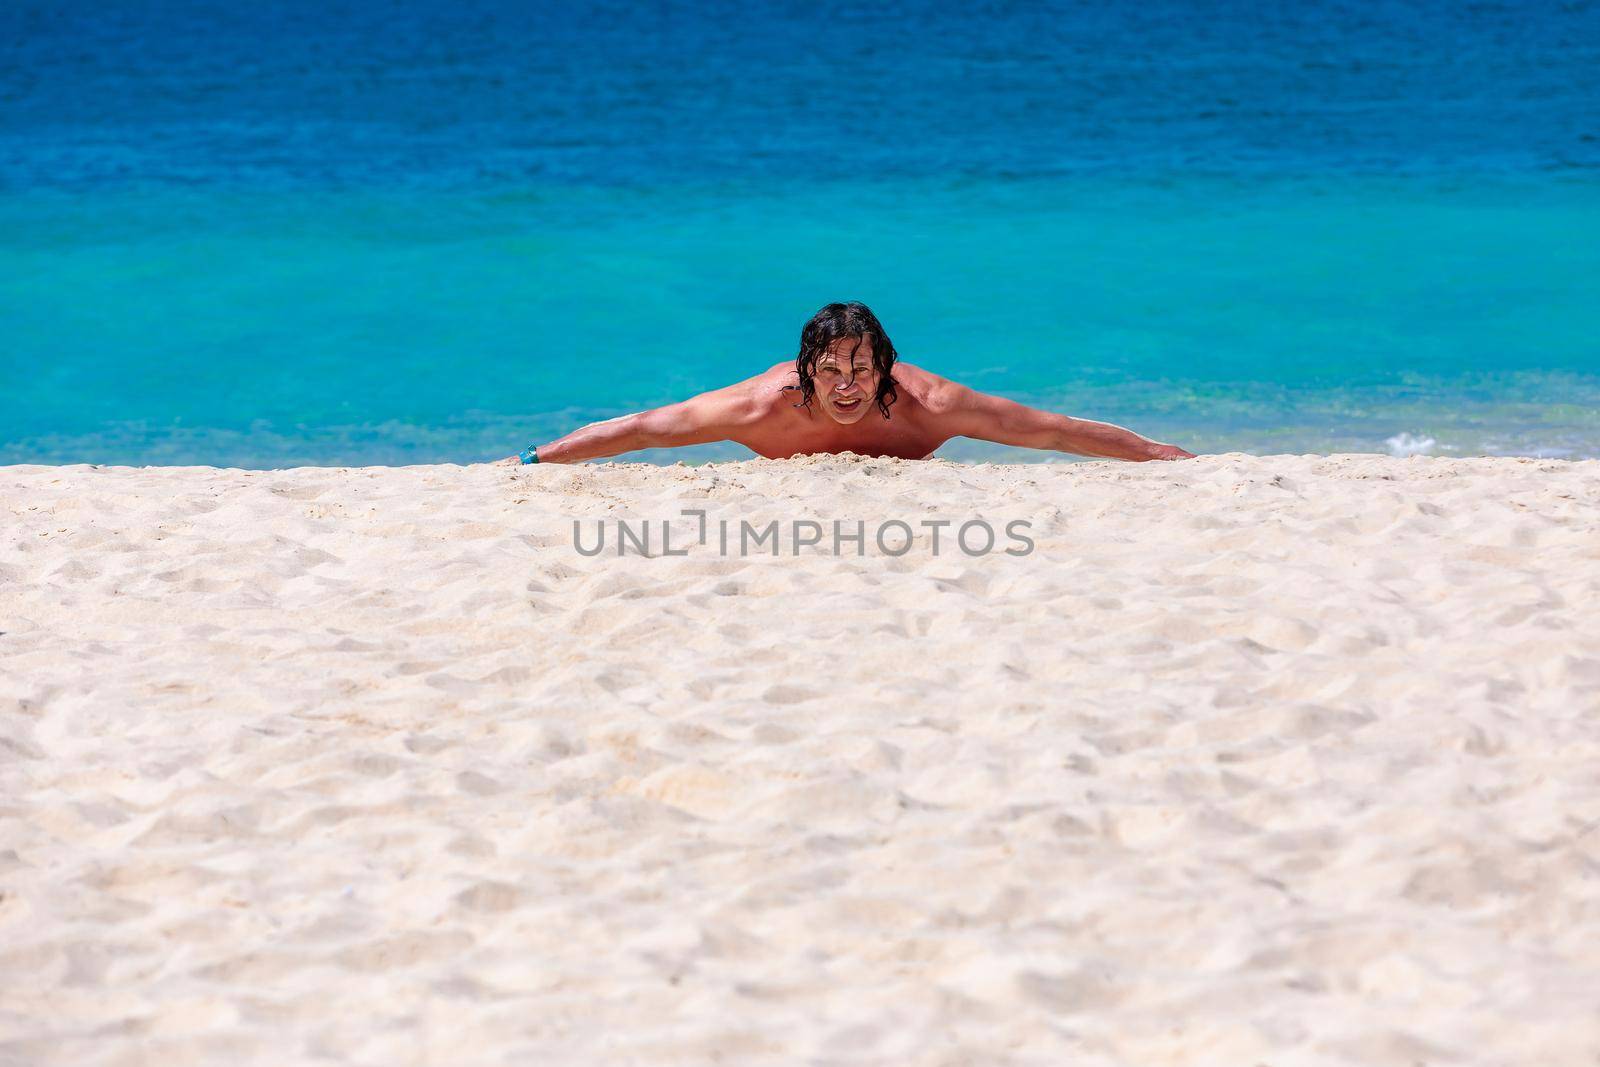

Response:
(3, 452), (1599, 1066)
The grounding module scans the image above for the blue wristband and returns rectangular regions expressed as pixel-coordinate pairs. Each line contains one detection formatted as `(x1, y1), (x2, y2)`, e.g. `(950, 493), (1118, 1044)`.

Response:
(519, 445), (540, 464)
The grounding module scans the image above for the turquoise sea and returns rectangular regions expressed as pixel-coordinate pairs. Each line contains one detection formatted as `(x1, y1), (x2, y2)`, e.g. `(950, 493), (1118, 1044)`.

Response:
(4, 1), (1597, 465)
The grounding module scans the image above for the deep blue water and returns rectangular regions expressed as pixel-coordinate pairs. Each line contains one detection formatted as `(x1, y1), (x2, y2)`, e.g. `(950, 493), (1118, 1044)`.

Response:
(3, 0), (1598, 464)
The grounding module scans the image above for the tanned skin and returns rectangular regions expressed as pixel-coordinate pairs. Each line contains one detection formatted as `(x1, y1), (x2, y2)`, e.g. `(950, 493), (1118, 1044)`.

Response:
(496, 337), (1196, 464)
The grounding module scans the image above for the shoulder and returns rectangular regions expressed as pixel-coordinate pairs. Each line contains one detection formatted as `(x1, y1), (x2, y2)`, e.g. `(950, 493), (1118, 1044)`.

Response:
(890, 362), (975, 414)
(743, 360), (810, 415)
(688, 362), (795, 426)
(754, 359), (801, 392)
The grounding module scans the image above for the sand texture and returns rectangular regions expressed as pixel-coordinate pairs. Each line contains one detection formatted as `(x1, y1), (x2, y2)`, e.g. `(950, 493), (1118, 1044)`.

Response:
(3, 453), (1600, 1065)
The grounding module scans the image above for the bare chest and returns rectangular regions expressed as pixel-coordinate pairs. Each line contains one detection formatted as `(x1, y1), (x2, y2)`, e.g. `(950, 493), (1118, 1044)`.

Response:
(738, 392), (946, 460)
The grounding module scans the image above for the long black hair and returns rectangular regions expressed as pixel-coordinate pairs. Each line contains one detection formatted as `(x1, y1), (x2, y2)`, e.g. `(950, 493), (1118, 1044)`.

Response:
(785, 301), (900, 419)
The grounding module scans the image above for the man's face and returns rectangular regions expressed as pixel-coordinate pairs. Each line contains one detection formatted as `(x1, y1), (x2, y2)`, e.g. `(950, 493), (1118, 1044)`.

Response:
(814, 336), (879, 424)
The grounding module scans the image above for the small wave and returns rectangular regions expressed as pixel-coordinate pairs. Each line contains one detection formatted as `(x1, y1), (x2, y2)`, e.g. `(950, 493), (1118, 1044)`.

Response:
(1385, 432), (1437, 457)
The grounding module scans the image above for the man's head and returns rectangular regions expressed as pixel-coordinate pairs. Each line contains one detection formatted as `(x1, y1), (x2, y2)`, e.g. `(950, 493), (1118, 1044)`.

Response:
(793, 302), (899, 424)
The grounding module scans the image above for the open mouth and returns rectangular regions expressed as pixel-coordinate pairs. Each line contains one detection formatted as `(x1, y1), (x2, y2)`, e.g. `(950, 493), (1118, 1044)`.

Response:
(832, 397), (862, 412)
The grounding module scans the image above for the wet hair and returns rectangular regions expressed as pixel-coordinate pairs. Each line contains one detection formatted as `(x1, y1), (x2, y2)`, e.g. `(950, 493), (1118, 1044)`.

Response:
(785, 301), (900, 419)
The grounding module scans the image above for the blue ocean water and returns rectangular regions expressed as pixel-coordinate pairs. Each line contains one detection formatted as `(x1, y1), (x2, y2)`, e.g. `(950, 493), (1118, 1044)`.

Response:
(3, 0), (1598, 465)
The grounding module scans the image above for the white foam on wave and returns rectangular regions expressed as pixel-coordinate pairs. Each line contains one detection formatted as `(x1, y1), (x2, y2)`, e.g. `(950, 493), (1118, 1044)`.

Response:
(1385, 432), (1438, 457)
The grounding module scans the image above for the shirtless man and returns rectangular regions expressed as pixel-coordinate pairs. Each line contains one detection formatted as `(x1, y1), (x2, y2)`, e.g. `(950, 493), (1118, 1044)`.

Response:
(498, 302), (1196, 464)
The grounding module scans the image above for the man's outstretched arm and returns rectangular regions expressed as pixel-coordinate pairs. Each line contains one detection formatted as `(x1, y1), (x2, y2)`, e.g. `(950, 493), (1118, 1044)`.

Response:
(497, 386), (760, 464)
(934, 382), (1195, 461)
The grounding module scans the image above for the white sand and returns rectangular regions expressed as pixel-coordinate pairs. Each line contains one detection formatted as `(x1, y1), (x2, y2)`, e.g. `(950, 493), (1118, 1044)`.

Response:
(3, 452), (1599, 1066)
